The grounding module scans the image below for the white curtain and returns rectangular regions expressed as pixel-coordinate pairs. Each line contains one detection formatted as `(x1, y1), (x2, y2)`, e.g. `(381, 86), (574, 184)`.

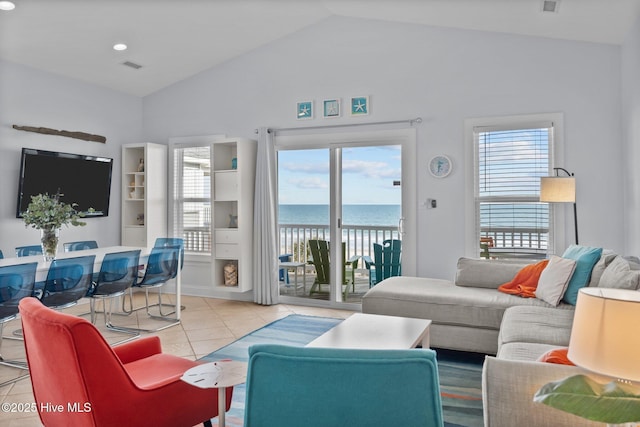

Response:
(253, 127), (279, 305)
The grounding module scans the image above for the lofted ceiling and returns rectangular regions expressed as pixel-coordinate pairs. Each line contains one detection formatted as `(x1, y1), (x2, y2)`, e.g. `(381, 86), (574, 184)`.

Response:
(1, 0), (639, 97)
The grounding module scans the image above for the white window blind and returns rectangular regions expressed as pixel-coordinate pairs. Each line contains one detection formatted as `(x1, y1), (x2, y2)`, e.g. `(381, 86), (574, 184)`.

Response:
(474, 123), (553, 258)
(172, 146), (212, 253)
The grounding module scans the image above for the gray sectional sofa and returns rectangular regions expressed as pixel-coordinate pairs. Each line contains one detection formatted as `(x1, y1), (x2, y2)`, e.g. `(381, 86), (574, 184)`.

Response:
(482, 305), (601, 427)
(362, 252), (639, 427)
(362, 257), (575, 354)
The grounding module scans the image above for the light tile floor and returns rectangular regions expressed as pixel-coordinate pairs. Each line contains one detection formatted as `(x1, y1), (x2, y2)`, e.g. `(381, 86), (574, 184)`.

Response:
(0, 294), (355, 426)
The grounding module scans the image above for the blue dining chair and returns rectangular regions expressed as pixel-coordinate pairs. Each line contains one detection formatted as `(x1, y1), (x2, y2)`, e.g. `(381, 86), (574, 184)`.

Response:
(86, 250), (141, 341)
(123, 246), (181, 331)
(154, 237), (184, 269)
(15, 245), (42, 257)
(0, 262), (38, 387)
(63, 240), (98, 252)
(39, 255), (96, 310)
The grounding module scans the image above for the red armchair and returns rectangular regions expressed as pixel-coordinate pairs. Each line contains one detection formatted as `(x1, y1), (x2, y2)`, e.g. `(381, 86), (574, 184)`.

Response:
(18, 297), (232, 427)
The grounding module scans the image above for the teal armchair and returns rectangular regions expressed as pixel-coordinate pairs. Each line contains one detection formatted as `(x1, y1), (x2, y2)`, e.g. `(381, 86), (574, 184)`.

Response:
(244, 344), (444, 427)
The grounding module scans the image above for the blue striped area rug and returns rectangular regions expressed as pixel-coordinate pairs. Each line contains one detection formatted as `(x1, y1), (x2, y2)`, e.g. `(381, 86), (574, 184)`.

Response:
(200, 314), (483, 427)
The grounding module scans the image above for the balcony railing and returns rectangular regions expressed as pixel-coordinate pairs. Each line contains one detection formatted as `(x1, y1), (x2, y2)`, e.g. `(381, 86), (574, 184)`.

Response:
(481, 227), (548, 259)
(180, 224), (548, 259)
(279, 223), (400, 263)
(182, 227), (211, 252)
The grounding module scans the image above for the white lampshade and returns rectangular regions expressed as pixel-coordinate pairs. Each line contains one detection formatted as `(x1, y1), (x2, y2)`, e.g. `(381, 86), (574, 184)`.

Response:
(540, 177), (576, 203)
(568, 288), (640, 382)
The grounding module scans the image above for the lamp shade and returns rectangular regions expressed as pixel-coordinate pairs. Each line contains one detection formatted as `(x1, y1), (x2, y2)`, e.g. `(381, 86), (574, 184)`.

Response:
(540, 177), (576, 203)
(568, 288), (640, 382)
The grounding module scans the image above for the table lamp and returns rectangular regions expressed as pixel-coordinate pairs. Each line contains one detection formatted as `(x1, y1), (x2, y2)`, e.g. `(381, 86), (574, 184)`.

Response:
(539, 167), (578, 244)
(535, 288), (640, 426)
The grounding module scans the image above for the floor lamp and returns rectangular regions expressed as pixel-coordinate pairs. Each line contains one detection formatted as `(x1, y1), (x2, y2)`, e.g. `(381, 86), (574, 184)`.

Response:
(535, 288), (640, 426)
(539, 167), (578, 244)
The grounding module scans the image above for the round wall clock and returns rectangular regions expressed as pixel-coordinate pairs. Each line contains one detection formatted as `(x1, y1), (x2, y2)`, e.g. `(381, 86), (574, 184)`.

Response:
(429, 155), (452, 178)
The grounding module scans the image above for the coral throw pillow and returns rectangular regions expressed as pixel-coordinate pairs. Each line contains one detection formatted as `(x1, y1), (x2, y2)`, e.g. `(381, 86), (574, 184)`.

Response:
(498, 259), (549, 298)
(537, 348), (575, 366)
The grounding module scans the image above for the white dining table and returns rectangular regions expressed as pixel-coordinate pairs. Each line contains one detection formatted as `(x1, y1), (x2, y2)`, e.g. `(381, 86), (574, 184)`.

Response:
(0, 245), (182, 320)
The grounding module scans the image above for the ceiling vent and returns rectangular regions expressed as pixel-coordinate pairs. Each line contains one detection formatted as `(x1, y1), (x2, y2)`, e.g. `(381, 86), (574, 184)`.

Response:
(122, 61), (143, 70)
(541, 0), (560, 13)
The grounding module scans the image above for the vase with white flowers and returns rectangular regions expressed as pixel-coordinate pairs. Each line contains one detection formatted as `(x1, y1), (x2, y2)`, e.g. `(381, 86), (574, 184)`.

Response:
(22, 192), (88, 261)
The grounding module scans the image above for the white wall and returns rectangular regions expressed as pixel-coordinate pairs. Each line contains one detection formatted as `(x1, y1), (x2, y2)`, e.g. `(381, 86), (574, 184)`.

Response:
(143, 16), (624, 281)
(0, 60), (143, 255)
(622, 18), (640, 256)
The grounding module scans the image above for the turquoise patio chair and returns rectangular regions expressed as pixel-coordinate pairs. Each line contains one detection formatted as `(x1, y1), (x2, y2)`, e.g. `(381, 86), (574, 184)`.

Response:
(244, 344), (444, 427)
(364, 239), (402, 287)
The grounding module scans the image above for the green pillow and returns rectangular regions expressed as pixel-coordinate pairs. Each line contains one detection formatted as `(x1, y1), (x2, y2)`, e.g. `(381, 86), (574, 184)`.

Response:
(561, 245), (603, 305)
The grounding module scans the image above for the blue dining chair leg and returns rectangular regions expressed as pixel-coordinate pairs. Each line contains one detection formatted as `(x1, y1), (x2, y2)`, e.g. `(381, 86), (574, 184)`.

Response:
(104, 298), (140, 344)
(0, 326), (29, 387)
(118, 287), (181, 333)
(150, 286), (178, 317)
(89, 296), (140, 344)
(122, 288), (135, 314)
(144, 287), (183, 330)
(0, 323), (28, 372)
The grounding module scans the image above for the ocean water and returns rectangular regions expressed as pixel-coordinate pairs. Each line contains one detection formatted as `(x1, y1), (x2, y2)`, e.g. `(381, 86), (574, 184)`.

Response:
(279, 204), (401, 226)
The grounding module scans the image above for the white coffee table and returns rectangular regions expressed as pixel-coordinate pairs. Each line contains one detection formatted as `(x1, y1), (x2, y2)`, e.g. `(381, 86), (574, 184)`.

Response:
(306, 313), (431, 349)
(181, 360), (247, 427)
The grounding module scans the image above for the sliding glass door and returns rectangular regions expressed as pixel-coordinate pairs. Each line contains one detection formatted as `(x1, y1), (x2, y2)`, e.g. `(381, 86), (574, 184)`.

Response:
(277, 128), (416, 307)
(340, 145), (402, 302)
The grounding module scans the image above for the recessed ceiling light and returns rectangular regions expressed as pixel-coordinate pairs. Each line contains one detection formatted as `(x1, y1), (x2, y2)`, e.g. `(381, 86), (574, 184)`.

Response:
(0, 1), (16, 11)
(113, 43), (128, 51)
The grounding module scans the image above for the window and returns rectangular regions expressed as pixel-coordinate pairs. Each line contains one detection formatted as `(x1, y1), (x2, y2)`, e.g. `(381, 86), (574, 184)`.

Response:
(171, 145), (212, 253)
(471, 117), (558, 258)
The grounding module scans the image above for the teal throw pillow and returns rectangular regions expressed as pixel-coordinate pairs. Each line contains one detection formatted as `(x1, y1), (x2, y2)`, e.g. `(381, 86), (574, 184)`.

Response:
(561, 245), (603, 305)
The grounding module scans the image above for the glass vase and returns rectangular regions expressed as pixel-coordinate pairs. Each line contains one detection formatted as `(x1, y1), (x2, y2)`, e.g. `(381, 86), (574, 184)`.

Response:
(40, 228), (60, 262)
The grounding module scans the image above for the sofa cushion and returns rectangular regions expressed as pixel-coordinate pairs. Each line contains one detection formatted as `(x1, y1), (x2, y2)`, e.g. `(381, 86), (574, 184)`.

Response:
(588, 250), (617, 287)
(498, 306), (574, 350)
(497, 342), (567, 362)
(536, 256), (576, 306)
(561, 245), (603, 305)
(455, 257), (533, 289)
(362, 276), (568, 332)
(597, 256), (640, 290)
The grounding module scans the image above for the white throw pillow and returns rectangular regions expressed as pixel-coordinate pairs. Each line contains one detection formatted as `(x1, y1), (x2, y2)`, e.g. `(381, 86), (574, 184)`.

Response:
(536, 256), (576, 306)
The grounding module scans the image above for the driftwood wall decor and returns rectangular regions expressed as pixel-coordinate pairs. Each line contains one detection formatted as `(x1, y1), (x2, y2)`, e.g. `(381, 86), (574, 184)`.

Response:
(12, 125), (106, 143)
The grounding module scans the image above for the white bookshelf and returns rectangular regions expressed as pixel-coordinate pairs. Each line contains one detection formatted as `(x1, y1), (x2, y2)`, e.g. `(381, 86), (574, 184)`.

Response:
(212, 138), (256, 292)
(121, 143), (167, 247)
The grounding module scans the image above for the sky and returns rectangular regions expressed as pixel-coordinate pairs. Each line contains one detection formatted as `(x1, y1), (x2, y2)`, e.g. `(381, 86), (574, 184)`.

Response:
(278, 145), (401, 205)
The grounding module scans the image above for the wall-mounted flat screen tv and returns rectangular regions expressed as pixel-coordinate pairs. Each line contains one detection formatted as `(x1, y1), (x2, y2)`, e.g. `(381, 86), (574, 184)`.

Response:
(16, 148), (113, 218)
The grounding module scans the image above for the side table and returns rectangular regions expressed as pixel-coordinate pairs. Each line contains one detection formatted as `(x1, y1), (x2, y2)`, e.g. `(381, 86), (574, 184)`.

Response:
(278, 261), (306, 295)
(181, 360), (247, 427)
